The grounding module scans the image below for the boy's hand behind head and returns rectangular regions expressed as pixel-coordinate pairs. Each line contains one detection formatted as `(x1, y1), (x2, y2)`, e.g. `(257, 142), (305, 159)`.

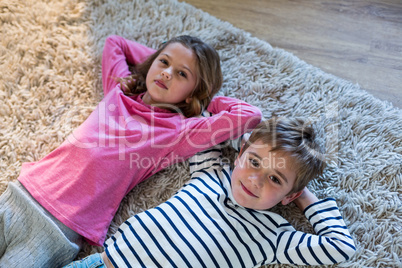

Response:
(292, 187), (319, 211)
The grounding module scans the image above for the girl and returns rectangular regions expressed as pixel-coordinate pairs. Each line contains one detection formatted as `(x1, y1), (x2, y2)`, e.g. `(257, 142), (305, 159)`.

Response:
(0, 35), (261, 268)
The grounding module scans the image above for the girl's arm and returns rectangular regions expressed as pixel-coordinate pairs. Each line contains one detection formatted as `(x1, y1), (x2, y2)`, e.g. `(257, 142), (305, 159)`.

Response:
(174, 96), (262, 159)
(101, 35), (156, 96)
(205, 96), (262, 143)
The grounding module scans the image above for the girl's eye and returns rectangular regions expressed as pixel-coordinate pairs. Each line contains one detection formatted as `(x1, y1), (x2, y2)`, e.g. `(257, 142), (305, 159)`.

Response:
(160, 59), (168, 65)
(269, 175), (281, 185)
(178, 71), (187, 78)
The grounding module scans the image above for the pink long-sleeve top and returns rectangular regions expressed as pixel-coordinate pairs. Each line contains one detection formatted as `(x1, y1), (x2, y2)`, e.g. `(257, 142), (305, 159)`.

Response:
(18, 35), (262, 246)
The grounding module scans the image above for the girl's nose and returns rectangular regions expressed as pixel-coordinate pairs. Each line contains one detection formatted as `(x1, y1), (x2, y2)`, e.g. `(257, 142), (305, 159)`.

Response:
(161, 68), (172, 80)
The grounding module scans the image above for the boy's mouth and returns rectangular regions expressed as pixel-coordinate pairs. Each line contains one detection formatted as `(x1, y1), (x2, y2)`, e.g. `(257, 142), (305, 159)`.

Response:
(155, 79), (168, 89)
(241, 182), (258, 198)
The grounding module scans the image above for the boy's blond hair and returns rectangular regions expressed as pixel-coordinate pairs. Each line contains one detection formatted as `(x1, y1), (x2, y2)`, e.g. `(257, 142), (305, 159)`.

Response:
(240, 117), (326, 194)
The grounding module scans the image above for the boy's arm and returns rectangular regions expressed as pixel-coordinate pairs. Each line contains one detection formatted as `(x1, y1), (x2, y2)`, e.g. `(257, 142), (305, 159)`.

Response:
(188, 110), (225, 175)
(229, 115), (266, 152)
(275, 192), (356, 265)
(101, 35), (156, 95)
(292, 187), (319, 211)
(188, 146), (223, 176)
(228, 132), (250, 153)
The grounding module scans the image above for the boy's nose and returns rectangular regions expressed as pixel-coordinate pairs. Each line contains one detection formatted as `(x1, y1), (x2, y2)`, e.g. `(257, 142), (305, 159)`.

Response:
(249, 175), (264, 188)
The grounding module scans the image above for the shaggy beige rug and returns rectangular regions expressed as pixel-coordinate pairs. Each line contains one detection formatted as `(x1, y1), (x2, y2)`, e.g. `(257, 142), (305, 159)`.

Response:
(1, 0), (401, 267)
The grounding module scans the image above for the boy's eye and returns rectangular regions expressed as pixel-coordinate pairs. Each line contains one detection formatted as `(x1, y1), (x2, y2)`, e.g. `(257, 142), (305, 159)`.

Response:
(249, 158), (260, 168)
(269, 175), (281, 185)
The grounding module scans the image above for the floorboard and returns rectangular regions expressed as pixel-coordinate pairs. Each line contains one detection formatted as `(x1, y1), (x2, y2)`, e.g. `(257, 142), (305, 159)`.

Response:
(182, 0), (402, 108)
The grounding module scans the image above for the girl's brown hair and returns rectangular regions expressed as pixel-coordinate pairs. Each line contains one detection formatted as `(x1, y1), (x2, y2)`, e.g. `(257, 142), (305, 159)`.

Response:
(241, 117), (327, 195)
(120, 36), (222, 117)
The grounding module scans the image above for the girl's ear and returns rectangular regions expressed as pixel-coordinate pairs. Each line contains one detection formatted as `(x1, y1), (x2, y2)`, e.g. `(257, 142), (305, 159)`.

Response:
(185, 97), (193, 104)
(281, 190), (303, 206)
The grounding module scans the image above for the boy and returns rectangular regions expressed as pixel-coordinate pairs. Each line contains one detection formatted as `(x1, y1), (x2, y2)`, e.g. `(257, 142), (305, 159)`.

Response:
(65, 118), (356, 267)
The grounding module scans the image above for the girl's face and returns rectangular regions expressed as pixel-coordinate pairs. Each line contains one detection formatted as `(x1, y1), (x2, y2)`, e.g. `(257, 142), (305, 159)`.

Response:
(231, 140), (301, 210)
(143, 42), (198, 106)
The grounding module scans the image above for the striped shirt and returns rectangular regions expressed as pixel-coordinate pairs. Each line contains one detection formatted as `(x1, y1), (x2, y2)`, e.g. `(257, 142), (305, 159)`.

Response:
(104, 144), (356, 267)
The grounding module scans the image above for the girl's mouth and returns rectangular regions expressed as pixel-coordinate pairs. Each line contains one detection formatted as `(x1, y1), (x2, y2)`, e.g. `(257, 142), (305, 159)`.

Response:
(241, 183), (258, 198)
(155, 80), (168, 89)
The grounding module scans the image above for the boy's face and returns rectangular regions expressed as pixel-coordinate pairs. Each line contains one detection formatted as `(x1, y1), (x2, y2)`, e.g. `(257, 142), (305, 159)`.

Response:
(231, 140), (300, 210)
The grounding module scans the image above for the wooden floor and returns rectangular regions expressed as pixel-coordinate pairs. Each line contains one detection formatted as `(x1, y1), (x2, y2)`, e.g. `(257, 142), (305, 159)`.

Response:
(182, 0), (402, 108)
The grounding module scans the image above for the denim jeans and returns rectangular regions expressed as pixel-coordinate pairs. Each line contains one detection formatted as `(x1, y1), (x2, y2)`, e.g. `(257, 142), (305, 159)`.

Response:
(63, 253), (106, 268)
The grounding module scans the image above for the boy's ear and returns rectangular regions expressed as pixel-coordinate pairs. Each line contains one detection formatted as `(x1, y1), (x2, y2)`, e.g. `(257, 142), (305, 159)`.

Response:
(234, 155), (240, 167)
(281, 190), (303, 206)
(234, 146), (245, 167)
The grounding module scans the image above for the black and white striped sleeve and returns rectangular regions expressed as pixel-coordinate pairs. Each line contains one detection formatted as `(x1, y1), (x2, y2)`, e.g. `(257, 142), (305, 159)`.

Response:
(189, 146), (223, 175)
(228, 135), (243, 152)
(275, 198), (356, 265)
(228, 132), (251, 152)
